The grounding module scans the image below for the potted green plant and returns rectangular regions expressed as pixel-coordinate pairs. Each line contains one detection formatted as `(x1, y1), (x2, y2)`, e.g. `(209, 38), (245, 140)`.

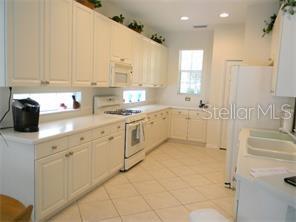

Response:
(128, 20), (144, 33)
(76, 0), (102, 9)
(111, 14), (125, 24)
(151, 33), (166, 44)
(262, 0), (295, 37)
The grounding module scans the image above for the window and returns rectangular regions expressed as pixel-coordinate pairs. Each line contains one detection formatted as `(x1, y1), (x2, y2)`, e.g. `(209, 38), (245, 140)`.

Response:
(13, 92), (81, 114)
(123, 90), (146, 104)
(179, 50), (204, 95)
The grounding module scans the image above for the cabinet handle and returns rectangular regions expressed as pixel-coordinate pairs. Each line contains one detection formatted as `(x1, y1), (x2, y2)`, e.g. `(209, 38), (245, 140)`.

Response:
(91, 82), (97, 86)
(80, 137), (85, 141)
(65, 153), (70, 157)
(117, 126), (121, 129)
(138, 84), (143, 87)
(101, 131), (105, 134)
(163, 117), (166, 120)
(52, 145), (58, 150)
(270, 90), (275, 93)
(109, 136), (114, 141)
(120, 58), (125, 62)
(45, 81), (50, 85)
(151, 122), (154, 125)
(69, 151), (74, 156)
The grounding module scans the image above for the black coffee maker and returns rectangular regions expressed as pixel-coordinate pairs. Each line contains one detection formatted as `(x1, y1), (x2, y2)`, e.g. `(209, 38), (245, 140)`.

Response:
(12, 98), (40, 132)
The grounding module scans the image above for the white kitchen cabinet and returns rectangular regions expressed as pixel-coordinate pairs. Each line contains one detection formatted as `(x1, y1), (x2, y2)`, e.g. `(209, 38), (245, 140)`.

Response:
(44, 0), (72, 87)
(72, 2), (94, 87)
(108, 132), (125, 174)
(68, 143), (92, 201)
(271, 10), (296, 97)
(36, 151), (68, 219)
(132, 35), (144, 86)
(145, 120), (155, 153)
(92, 138), (109, 184)
(187, 118), (206, 143)
(142, 38), (152, 86)
(93, 13), (111, 87)
(160, 46), (168, 86)
(6, 0), (44, 86)
(111, 23), (132, 63)
(170, 112), (188, 140)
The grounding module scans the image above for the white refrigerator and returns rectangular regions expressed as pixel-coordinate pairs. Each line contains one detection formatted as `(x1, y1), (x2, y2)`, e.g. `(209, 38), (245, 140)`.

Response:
(225, 65), (291, 187)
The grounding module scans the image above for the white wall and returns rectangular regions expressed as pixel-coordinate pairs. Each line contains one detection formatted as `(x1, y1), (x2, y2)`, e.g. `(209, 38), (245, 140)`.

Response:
(156, 30), (214, 107)
(243, 2), (279, 65)
(206, 24), (245, 148)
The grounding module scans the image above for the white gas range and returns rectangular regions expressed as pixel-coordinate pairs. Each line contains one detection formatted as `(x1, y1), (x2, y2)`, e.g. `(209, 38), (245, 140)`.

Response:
(94, 96), (147, 171)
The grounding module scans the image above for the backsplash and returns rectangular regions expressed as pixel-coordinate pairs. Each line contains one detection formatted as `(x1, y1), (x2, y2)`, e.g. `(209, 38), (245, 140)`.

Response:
(0, 87), (158, 127)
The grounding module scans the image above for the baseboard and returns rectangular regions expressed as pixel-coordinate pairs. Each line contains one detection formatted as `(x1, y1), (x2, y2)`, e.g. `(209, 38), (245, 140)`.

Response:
(167, 138), (206, 147)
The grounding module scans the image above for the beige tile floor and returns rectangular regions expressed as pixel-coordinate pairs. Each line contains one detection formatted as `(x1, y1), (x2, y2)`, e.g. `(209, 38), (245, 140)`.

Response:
(49, 142), (235, 222)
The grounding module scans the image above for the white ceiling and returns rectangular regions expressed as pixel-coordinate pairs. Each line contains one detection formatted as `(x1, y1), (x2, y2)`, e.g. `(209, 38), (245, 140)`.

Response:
(108, 0), (277, 32)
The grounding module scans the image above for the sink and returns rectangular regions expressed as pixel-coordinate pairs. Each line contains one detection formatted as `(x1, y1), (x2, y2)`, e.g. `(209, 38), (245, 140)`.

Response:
(250, 130), (294, 142)
(247, 137), (296, 161)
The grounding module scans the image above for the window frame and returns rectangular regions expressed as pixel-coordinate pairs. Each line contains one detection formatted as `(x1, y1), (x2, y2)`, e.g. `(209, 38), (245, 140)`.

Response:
(178, 49), (205, 96)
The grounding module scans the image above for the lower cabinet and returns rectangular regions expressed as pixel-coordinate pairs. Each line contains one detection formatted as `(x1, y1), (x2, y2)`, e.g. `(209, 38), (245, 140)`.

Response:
(36, 123), (125, 221)
(68, 143), (92, 201)
(170, 109), (207, 143)
(108, 133), (125, 174)
(187, 118), (206, 142)
(36, 151), (68, 220)
(145, 110), (170, 153)
(92, 138), (109, 185)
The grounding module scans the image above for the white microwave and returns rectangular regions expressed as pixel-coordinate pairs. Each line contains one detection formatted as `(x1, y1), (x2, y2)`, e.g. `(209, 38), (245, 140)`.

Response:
(109, 62), (133, 87)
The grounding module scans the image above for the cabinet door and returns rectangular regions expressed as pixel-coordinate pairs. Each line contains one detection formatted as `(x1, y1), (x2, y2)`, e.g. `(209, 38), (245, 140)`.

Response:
(187, 118), (206, 143)
(72, 2), (94, 86)
(144, 121), (154, 153)
(111, 24), (132, 62)
(93, 13), (111, 87)
(160, 47), (168, 86)
(151, 44), (162, 86)
(170, 114), (188, 140)
(132, 35), (144, 86)
(6, 0), (44, 86)
(142, 39), (152, 86)
(92, 138), (109, 185)
(68, 143), (92, 200)
(36, 151), (68, 219)
(108, 133), (124, 174)
(44, 0), (72, 86)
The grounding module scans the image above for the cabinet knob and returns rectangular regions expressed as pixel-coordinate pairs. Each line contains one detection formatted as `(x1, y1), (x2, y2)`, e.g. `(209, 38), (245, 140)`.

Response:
(69, 151), (74, 156)
(80, 137), (85, 141)
(270, 90), (275, 94)
(109, 136), (114, 141)
(120, 58), (125, 62)
(117, 126), (121, 129)
(138, 84), (143, 87)
(101, 131), (105, 134)
(52, 145), (58, 150)
(65, 153), (70, 157)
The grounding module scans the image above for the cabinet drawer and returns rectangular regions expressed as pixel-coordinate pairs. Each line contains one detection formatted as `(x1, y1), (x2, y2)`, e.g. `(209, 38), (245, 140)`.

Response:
(171, 109), (188, 116)
(36, 137), (68, 159)
(93, 126), (110, 140)
(68, 130), (93, 147)
(110, 122), (125, 134)
(189, 111), (209, 119)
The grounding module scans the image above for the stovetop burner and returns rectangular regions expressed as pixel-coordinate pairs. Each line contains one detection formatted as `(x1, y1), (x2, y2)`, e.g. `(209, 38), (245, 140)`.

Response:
(105, 109), (142, 116)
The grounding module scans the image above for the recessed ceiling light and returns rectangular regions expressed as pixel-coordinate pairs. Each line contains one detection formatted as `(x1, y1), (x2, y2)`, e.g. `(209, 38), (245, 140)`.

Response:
(219, 12), (229, 18)
(180, 16), (189, 21)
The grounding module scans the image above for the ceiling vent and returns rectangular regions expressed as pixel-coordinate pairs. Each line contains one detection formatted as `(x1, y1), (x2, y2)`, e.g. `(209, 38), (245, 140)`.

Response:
(193, 25), (208, 29)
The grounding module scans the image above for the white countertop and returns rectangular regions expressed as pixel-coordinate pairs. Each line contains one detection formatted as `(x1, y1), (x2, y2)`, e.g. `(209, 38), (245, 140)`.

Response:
(1, 114), (126, 145)
(236, 129), (296, 206)
(0, 104), (205, 145)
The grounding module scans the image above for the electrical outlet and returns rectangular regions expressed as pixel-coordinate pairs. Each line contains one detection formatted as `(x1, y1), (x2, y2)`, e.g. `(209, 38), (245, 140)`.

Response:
(185, 97), (191, 102)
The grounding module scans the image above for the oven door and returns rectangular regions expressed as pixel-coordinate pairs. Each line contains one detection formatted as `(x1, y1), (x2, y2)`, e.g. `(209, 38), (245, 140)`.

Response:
(125, 121), (145, 158)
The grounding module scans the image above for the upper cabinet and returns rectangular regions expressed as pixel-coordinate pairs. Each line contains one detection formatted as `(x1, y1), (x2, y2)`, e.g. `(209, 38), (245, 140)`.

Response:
(6, 0), (44, 86)
(93, 13), (111, 87)
(111, 23), (132, 63)
(1, 0), (168, 88)
(44, 0), (72, 87)
(72, 2), (94, 87)
(271, 10), (296, 97)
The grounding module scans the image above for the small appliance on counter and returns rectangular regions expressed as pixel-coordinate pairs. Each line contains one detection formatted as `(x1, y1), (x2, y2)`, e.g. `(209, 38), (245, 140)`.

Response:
(12, 98), (40, 132)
